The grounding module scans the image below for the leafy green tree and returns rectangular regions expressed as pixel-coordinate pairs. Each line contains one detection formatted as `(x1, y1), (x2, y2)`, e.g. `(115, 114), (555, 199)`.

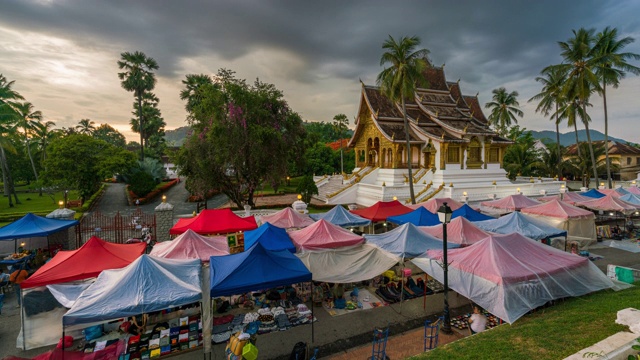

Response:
(594, 27), (640, 188)
(176, 69), (306, 208)
(75, 118), (96, 135)
(32, 120), (58, 171)
(8, 102), (43, 193)
(42, 134), (136, 201)
(529, 67), (567, 177)
(296, 175), (318, 204)
(93, 124), (127, 148)
(485, 87), (523, 137)
(302, 121), (338, 144)
(130, 92), (165, 159)
(180, 74), (214, 119)
(128, 171), (156, 198)
(536, 143), (567, 178)
(566, 142), (618, 188)
(118, 51), (158, 162)
(503, 126), (541, 178)
(304, 142), (336, 176)
(377, 35), (430, 204)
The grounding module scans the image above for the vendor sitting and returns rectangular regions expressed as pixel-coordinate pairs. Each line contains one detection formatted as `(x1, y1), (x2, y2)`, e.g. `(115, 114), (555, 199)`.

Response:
(612, 225), (624, 240)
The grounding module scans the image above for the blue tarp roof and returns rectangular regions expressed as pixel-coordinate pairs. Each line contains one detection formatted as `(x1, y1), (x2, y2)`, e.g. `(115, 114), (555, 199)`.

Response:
(63, 255), (202, 326)
(0, 213), (78, 240)
(210, 242), (312, 297)
(451, 204), (494, 222)
(310, 206), (371, 227)
(619, 193), (640, 206)
(243, 223), (296, 253)
(474, 212), (568, 240)
(581, 189), (606, 199)
(365, 223), (459, 259)
(387, 207), (440, 226)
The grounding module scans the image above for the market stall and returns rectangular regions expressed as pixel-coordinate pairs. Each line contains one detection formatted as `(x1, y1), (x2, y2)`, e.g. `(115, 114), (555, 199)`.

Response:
(63, 255), (203, 358)
(243, 223), (296, 253)
(407, 197), (463, 212)
(479, 194), (541, 214)
(474, 211), (567, 242)
(578, 194), (639, 215)
(419, 217), (492, 246)
(387, 207), (440, 227)
(309, 205), (371, 228)
(169, 209), (257, 235)
(18, 236), (146, 350)
(411, 233), (615, 323)
(580, 189), (606, 199)
(288, 219), (364, 251)
(350, 200), (413, 222)
(561, 192), (595, 206)
(451, 204), (494, 222)
(365, 223), (456, 258)
(0, 213), (78, 257)
(259, 207), (315, 229)
(150, 229), (230, 261)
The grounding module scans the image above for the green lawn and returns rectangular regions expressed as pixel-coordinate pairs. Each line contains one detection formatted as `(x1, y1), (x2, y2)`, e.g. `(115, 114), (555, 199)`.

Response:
(412, 285), (640, 359)
(0, 190), (81, 227)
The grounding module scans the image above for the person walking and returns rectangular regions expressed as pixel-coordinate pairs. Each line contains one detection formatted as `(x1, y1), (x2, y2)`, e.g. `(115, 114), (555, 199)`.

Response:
(9, 264), (28, 308)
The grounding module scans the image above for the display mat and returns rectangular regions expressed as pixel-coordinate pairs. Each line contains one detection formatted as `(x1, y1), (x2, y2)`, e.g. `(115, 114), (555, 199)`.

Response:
(323, 288), (386, 317)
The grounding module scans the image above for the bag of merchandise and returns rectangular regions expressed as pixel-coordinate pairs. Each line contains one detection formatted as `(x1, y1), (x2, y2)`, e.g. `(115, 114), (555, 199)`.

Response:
(227, 332), (249, 356)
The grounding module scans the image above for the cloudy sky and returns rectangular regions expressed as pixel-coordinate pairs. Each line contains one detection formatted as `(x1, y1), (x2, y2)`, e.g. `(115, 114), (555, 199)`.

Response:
(2, 0), (640, 143)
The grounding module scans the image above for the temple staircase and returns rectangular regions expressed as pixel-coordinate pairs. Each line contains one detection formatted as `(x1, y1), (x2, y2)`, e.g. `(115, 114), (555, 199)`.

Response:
(315, 175), (347, 202)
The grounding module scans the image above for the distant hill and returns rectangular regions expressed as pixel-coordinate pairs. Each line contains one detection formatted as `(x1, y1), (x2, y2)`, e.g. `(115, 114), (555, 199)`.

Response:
(529, 129), (636, 147)
(164, 126), (191, 147)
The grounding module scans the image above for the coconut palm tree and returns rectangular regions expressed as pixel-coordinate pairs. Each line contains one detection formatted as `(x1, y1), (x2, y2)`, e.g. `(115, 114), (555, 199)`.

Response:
(75, 118), (96, 135)
(32, 120), (58, 167)
(180, 74), (214, 117)
(554, 97), (593, 183)
(0, 75), (24, 206)
(554, 28), (601, 186)
(529, 67), (567, 177)
(10, 102), (43, 194)
(566, 142), (618, 188)
(332, 113), (349, 175)
(118, 51), (159, 161)
(485, 87), (523, 137)
(377, 35), (430, 204)
(593, 27), (640, 188)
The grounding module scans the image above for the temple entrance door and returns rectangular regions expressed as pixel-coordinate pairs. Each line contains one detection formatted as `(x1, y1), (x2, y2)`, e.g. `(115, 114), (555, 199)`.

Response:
(423, 152), (431, 169)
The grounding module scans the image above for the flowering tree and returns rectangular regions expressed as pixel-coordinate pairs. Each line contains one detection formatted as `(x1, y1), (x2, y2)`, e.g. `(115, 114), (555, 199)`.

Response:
(176, 70), (306, 209)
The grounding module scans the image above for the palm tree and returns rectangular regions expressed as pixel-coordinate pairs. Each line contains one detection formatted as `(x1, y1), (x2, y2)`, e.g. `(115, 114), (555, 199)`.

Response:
(0, 75), (24, 206)
(10, 102), (43, 194)
(75, 118), (96, 135)
(32, 120), (57, 167)
(484, 87), (523, 137)
(554, 96), (592, 176)
(593, 27), (640, 188)
(503, 143), (542, 178)
(118, 51), (159, 161)
(553, 28), (601, 186)
(536, 143), (566, 178)
(377, 35), (430, 204)
(332, 113), (349, 175)
(180, 74), (214, 117)
(566, 142), (618, 188)
(529, 67), (567, 177)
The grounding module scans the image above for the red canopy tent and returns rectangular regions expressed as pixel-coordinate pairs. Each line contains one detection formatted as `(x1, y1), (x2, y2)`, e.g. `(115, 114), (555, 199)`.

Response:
(408, 197), (463, 212)
(21, 236), (145, 289)
(480, 194), (541, 213)
(350, 200), (413, 222)
(288, 219), (364, 250)
(419, 217), (491, 246)
(169, 208), (257, 235)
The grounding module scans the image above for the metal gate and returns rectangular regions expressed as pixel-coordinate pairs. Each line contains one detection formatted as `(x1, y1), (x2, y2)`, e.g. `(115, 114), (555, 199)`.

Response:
(76, 208), (156, 247)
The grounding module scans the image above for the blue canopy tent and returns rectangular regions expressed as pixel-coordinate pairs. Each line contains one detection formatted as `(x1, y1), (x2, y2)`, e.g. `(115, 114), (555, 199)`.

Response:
(63, 255), (202, 327)
(364, 223), (459, 259)
(451, 204), (494, 222)
(619, 193), (640, 206)
(243, 223), (296, 253)
(474, 212), (568, 241)
(581, 189), (606, 199)
(310, 205), (371, 227)
(387, 207), (440, 226)
(0, 213), (78, 257)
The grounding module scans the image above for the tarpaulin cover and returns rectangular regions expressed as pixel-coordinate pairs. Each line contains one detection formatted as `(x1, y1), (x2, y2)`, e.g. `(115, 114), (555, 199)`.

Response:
(618, 193), (640, 206)
(150, 229), (229, 262)
(260, 207), (315, 229)
(365, 223), (457, 259)
(598, 189), (623, 198)
(480, 194), (541, 213)
(296, 243), (400, 283)
(578, 194), (639, 214)
(626, 187), (640, 195)
(616, 187), (631, 195)
(420, 217), (492, 246)
(562, 192), (596, 206)
(581, 189), (606, 199)
(169, 208), (257, 235)
(209, 242), (311, 297)
(474, 212), (567, 240)
(521, 198), (595, 220)
(288, 219), (364, 250)
(0, 213), (78, 240)
(63, 255), (201, 326)
(21, 236), (145, 289)
(350, 200), (413, 222)
(309, 206), (371, 227)
(412, 232), (614, 323)
(243, 223), (296, 253)
(408, 197), (463, 212)
(387, 207), (440, 226)
(451, 204), (494, 222)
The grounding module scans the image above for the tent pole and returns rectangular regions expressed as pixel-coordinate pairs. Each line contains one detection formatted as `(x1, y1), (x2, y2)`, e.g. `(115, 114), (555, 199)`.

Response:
(423, 273), (427, 311)
(21, 295), (26, 350)
(311, 282), (315, 343)
(61, 329), (65, 359)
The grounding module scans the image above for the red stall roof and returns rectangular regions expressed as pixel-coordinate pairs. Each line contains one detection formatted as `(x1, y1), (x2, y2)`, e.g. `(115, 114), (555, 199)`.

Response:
(169, 208), (258, 235)
(350, 200), (413, 222)
(21, 236), (145, 289)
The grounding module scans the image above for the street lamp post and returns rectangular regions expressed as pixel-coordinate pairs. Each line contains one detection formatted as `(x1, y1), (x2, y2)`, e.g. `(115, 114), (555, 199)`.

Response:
(437, 202), (453, 334)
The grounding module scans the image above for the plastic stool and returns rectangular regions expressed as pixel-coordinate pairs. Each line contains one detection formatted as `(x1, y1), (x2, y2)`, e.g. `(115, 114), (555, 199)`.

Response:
(424, 317), (443, 351)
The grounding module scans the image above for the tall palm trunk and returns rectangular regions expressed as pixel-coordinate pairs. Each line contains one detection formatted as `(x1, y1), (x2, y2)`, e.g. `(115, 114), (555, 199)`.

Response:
(24, 136), (40, 196)
(0, 147), (20, 205)
(402, 96), (415, 204)
(555, 103), (561, 178)
(0, 148), (11, 207)
(602, 83), (612, 188)
(137, 93), (145, 161)
(583, 104), (599, 187)
(573, 121), (581, 158)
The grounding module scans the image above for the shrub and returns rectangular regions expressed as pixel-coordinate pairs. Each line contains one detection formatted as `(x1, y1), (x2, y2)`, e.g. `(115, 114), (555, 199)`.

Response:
(296, 175), (318, 204)
(128, 172), (156, 198)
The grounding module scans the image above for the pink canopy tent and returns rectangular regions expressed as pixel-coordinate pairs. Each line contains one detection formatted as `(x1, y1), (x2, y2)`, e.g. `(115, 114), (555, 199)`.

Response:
(561, 192), (595, 206)
(538, 194), (561, 202)
(480, 194), (541, 214)
(597, 189), (623, 198)
(411, 233), (614, 323)
(150, 229), (230, 262)
(260, 207), (315, 229)
(408, 197), (463, 212)
(288, 219), (364, 250)
(419, 217), (491, 246)
(521, 199), (597, 250)
(578, 194), (639, 215)
(625, 187), (640, 195)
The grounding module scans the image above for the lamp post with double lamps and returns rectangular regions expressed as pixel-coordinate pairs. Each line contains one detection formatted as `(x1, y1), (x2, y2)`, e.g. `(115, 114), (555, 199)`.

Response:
(437, 202), (453, 334)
